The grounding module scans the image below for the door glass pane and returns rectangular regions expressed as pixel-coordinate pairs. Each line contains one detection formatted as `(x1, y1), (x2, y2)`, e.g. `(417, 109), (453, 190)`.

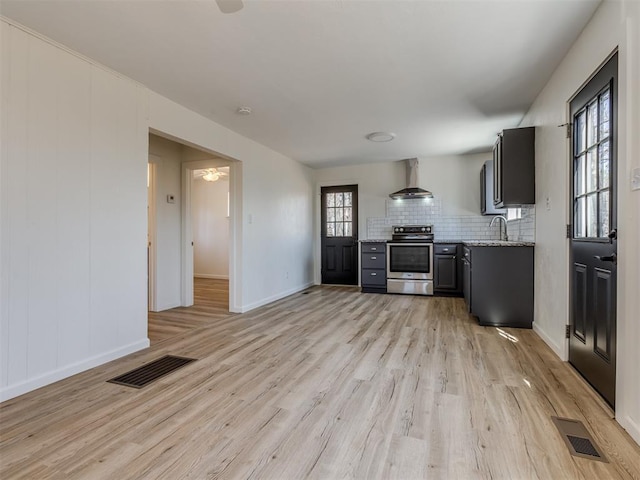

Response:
(598, 141), (610, 189)
(335, 193), (344, 207)
(586, 149), (597, 193)
(344, 192), (352, 207)
(575, 197), (585, 238)
(327, 207), (335, 222)
(599, 191), (610, 237)
(335, 222), (344, 236)
(335, 208), (344, 222)
(599, 89), (610, 139)
(587, 101), (598, 147)
(575, 154), (585, 195)
(344, 207), (352, 221)
(327, 193), (335, 207)
(344, 222), (352, 237)
(586, 193), (598, 238)
(326, 223), (335, 237)
(575, 111), (586, 154)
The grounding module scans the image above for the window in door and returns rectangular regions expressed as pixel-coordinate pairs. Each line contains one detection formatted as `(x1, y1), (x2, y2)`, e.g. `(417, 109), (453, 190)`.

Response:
(573, 87), (611, 239)
(325, 191), (353, 237)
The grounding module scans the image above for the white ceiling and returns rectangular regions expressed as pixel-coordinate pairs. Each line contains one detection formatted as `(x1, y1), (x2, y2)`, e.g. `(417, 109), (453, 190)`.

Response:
(1, 0), (601, 168)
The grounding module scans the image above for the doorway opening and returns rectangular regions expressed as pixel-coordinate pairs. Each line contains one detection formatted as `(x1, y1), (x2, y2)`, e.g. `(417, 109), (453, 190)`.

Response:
(146, 132), (241, 343)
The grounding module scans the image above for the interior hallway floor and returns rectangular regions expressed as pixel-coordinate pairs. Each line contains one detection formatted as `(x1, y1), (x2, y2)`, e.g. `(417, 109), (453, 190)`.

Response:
(148, 277), (234, 344)
(1, 286), (639, 479)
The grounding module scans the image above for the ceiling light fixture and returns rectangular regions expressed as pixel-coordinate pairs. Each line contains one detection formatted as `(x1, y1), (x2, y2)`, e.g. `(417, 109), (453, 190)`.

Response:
(236, 106), (252, 115)
(366, 131), (396, 142)
(194, 167), (229, 182)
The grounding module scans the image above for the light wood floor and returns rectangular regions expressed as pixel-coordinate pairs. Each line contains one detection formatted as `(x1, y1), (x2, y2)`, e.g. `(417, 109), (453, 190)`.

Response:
(1, 287), (639, 479)
(148, 278), (234, 344)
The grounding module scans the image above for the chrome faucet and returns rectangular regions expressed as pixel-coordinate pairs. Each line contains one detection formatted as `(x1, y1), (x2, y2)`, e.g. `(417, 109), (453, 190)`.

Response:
(490, 215), (509, 241)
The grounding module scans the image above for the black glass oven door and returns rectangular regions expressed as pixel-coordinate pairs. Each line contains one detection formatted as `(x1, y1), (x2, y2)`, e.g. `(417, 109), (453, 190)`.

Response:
(387, 243), (432, 278)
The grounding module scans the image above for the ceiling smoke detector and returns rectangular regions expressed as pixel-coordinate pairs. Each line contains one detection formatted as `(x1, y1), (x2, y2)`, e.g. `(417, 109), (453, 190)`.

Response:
(366, 131), (396, 142)
(236, 106), (252, 115)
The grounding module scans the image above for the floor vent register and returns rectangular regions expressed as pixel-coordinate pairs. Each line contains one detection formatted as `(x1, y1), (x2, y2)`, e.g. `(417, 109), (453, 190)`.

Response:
(551, 416), (608, 462)
(107, 355), (197, 389)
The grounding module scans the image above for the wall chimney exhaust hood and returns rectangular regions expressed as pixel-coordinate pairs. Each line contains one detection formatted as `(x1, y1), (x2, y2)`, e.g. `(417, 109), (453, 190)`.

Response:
(389, 158), (433, 200)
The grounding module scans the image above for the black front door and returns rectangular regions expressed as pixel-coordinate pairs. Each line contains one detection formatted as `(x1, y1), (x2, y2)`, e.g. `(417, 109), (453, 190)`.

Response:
(321, 185), (358, 285)
(569, 53), (618, 407)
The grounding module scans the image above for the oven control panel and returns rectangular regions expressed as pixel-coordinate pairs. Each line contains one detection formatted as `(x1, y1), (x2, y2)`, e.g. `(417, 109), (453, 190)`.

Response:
(392, 225), (432, 234)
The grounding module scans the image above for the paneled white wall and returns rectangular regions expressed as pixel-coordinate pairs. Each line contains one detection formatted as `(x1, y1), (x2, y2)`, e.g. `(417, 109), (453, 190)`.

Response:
(520, 0), (640, 443)
(192, 178), (229, 279)
(0, 21), (149, 400)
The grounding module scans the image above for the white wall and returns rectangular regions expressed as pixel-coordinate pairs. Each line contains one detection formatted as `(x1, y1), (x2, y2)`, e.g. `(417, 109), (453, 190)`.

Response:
(1, 19), (315, 400)
(148, 93), (315, 313)
(313, 153), (489, 236)
(521, 0), (639, 444)
(148, 134), (183, 310)
(0, 20), (149, 401)
(192, 177), (229, 279)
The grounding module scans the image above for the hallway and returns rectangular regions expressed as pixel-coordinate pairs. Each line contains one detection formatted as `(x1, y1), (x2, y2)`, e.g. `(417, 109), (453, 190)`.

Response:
(148, 278), (234, 344)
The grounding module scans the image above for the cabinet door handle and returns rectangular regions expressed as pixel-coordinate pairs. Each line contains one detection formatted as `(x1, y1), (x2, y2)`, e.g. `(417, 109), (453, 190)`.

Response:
(371, 272), (377, 276)
(443, 248), (449, 252)
(371, 247), (377, 251)
(371, 256), (377, 260)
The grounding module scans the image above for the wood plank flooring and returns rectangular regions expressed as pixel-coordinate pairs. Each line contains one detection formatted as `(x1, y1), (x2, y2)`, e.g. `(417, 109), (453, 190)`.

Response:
(148, 278), (234, 344)
(1, 286), (639, 479)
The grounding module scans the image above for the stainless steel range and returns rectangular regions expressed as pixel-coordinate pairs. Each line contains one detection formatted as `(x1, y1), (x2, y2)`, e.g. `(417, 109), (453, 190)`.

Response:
(386, 225), (434, 295)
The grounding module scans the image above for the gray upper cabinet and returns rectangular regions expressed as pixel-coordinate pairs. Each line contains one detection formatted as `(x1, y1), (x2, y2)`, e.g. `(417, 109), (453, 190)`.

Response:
(493, 127), (535, 208)
(480, 160), (506, 215)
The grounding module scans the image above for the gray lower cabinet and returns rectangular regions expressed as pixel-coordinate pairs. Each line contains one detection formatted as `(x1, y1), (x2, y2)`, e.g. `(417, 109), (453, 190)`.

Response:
(361, 242), (387, 293)
(434, 244), (463, 296)
(464, 244), (533, 328)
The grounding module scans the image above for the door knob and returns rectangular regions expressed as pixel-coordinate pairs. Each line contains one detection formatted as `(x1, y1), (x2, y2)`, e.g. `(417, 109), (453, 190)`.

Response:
(595, 253), (617, 263)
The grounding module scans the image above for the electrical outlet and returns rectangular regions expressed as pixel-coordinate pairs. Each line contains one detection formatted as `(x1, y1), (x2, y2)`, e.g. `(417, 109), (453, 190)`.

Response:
(632, 167), (640, 191)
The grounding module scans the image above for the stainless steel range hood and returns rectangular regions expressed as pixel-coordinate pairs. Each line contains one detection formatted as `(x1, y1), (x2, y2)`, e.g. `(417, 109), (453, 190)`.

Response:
(389, 158), (433, 200)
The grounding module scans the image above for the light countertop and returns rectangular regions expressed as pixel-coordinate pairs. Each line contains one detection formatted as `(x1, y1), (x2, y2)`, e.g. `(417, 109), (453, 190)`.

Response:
(462, 240), (535, 247)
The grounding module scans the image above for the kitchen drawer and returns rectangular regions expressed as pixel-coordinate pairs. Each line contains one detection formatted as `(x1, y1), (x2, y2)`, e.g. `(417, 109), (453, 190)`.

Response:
(361, 243), (386, 253)
(362, 253), (385, 269)
(362, 269), (386, 286)
(435, 244), (458, 255)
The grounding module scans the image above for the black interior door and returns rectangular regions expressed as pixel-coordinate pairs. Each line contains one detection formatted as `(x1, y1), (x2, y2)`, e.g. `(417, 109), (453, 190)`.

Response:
(321, 185), (358, 285)
(569, 53), (617, 408)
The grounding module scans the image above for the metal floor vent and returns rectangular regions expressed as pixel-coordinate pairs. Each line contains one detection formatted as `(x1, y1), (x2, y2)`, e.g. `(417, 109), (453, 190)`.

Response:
(108, 355), (196, 389)
(551, 416), (608, 462)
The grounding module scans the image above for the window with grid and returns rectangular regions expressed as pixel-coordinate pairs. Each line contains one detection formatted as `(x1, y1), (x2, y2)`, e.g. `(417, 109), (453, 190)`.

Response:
(573, 87), (611, 239)
(325, 191), (353, 237)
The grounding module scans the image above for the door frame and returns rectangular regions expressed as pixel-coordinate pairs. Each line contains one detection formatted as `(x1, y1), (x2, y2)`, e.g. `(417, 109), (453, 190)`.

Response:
(147, 155), (159, 312)
(314, 179), (359, 285)
(181, 159), (242, 313)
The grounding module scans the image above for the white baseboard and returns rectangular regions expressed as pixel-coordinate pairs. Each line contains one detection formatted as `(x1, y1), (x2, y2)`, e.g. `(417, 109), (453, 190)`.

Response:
(533, 322), (566, 361)
(0, 338), (150, 402)
(152, 301), (181, 312)
(617, 414), (640, 446)
(194, 274), (229, 280)
(238, 282), (314, 313)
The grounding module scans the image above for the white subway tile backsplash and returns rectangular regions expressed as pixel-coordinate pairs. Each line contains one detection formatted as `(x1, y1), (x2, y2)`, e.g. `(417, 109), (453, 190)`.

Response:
(366, 199), (536, 242)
